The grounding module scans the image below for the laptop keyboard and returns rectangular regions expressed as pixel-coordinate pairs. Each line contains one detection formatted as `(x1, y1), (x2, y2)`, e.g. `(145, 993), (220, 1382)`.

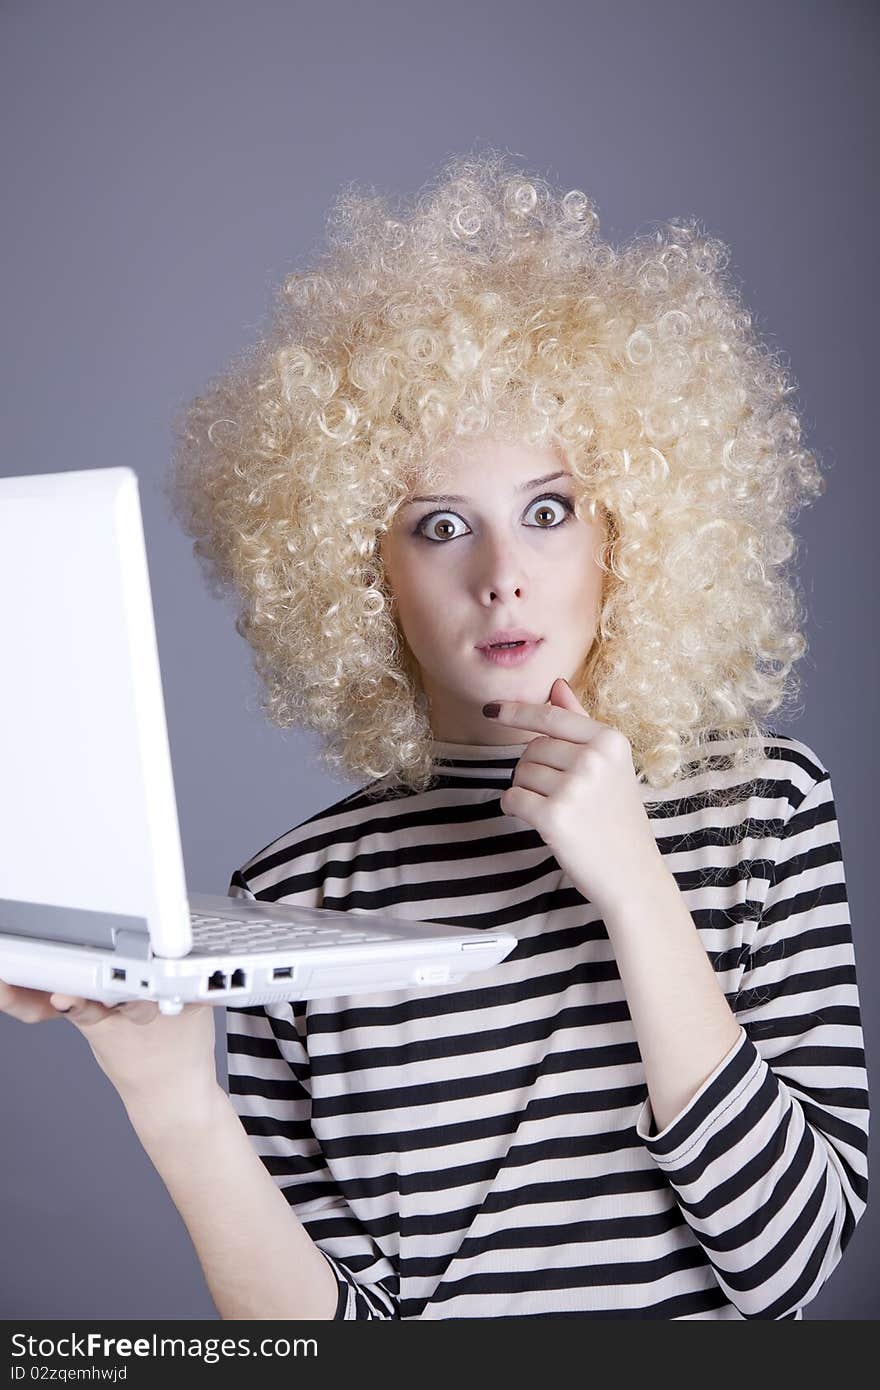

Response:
(189, 911), (398, 951)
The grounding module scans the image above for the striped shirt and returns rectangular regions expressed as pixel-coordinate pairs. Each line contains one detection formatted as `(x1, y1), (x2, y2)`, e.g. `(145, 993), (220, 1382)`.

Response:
(224, 732), (869, 1319)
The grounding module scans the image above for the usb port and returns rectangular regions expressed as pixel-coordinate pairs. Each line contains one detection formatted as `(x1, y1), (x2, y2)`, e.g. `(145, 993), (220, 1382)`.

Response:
(273, 966), (293, 979)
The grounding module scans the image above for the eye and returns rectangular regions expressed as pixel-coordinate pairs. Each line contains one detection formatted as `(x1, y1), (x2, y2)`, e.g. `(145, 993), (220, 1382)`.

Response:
(527, 494), (575, 529)
(413, 493), (575, 543)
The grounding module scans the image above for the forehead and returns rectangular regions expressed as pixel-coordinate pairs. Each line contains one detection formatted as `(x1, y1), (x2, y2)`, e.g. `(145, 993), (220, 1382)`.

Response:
(409, 436), (570, 492)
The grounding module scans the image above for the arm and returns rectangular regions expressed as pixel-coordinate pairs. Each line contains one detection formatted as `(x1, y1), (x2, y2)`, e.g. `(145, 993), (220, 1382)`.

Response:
(609, 768), (869, 1318)
(224, 873), (400, 1319)
(124, 1083), (340, 1320)
(1, 961), (340, 1318)
(604, 858), (743, 1134)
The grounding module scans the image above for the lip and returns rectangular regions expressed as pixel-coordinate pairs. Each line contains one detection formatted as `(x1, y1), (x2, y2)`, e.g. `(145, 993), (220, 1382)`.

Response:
(475, 629), (541, 650)
(477, 638), (543, 667)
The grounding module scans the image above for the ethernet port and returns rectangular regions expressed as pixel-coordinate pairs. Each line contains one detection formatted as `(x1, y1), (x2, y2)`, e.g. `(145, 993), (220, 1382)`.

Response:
(207, 970), (227, 991)
(230, 969), (246, 988)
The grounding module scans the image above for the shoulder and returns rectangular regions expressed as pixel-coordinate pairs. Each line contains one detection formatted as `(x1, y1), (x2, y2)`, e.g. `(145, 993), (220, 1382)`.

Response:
(230, 775), (406, 903)
(753, 728), (828, 783)
(704, 730), (838, 857)
(647, 729), (833, 845)
(745, 730), (830, 808)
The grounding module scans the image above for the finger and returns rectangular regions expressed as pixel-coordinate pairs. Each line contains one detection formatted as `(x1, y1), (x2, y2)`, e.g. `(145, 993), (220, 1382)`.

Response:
(49, 994), (114, 1025)
(0, 979), (60, 1024)
(483, 700), (600, 739)
(115, 1000), (160, 1025)
(518, 735), (576, 770)
(511, 761), (562, 796)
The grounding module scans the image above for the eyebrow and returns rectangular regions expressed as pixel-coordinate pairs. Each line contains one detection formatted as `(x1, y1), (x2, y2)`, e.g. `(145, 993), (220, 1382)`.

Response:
(405, 470), (572, 506)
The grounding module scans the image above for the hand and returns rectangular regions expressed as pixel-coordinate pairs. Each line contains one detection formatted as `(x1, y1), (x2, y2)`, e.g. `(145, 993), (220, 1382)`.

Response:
(0, 979), (219, 1114)
(484, 676), (668, 918)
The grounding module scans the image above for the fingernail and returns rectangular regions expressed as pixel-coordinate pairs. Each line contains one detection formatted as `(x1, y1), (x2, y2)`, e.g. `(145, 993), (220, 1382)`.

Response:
(51, 998), (74, 1013)
(482, 703), (500, 718)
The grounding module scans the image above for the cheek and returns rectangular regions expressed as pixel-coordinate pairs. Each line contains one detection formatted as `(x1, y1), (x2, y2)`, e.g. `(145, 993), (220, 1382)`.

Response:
(379, 533), (410, 606)
(556, 535), (605, 611)
(381, 543), (432, 632)
(395, 582), (440, 640)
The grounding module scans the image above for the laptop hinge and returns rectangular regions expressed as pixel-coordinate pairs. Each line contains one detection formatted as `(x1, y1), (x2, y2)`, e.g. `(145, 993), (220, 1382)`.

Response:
(113, 928), (153, 960)
(0, 898), (152, 955)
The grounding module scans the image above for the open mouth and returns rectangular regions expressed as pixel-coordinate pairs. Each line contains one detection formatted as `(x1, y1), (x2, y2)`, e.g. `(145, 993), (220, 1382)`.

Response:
(478, 638), (543, 665)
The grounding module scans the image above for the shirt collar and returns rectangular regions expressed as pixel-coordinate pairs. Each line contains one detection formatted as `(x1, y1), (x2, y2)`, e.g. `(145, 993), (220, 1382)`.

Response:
(430, 738), (530, 782)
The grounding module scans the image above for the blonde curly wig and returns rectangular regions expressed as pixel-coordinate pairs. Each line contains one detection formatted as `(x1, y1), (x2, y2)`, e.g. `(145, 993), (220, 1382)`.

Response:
(164, 147), (826, 802)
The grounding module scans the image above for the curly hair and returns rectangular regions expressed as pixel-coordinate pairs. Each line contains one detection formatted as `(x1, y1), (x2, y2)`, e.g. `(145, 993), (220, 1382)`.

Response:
(163, 147), (826, 802)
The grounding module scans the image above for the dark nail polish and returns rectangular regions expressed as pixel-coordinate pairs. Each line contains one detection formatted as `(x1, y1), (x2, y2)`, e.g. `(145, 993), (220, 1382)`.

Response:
(482, 703), (500, 718)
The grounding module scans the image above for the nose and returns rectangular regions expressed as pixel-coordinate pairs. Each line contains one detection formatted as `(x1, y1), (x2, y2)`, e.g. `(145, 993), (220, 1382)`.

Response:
(474, 530), (529, 605)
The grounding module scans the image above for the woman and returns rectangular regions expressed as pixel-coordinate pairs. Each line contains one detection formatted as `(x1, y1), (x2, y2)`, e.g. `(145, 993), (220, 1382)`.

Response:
(0, 151), (868, 1319)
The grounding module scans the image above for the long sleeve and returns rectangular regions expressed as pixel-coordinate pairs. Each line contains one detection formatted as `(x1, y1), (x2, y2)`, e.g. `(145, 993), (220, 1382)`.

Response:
(634, 768), (870, 1318)
(224, 871), (400, 1319)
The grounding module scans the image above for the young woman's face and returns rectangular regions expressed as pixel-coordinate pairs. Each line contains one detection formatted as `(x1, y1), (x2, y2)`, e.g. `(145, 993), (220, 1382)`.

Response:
(379, 436), (607, 745)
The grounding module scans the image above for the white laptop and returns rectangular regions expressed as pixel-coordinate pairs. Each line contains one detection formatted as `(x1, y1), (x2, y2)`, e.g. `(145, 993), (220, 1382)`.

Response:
(0, 466), (516, 1015)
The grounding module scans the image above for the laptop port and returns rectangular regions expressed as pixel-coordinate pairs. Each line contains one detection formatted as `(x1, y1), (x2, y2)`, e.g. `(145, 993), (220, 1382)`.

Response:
(111, 968), (126, 980)
(230, 969), (246, 988)
(273, 966), (293, 979)
(207, 970), (227, 991)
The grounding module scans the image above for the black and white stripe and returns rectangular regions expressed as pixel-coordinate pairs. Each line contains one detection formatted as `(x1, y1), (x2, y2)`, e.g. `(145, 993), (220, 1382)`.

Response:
(225, 733), (868, 1319)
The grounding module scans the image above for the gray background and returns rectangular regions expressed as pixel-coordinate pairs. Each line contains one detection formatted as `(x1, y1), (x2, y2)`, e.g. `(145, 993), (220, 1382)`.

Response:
(1, 0), (876, 1320)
